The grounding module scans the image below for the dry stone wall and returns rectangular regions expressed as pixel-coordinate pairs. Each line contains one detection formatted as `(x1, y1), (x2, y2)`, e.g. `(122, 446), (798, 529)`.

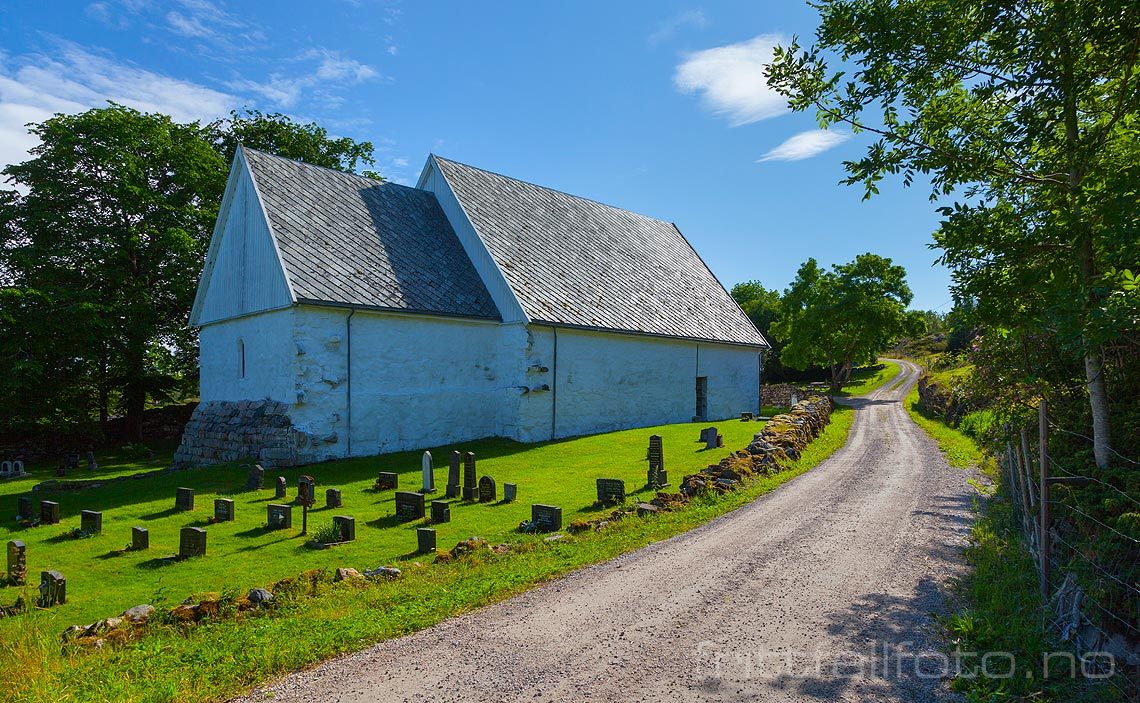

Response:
(173, 400), (308, 468)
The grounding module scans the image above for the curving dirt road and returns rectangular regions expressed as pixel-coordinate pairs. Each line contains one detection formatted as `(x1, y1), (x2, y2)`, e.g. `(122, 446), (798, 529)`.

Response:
(240, 359), (976, 702)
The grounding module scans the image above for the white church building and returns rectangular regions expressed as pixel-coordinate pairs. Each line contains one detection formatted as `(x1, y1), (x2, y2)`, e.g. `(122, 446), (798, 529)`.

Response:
(174, 148), (768, 467)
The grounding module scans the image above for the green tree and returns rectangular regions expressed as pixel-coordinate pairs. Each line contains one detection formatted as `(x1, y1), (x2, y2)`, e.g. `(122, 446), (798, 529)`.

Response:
(215, 109), (380, 178)
(767, 0), (1140, 467)
(772, 254), (916, 391)
(731, 280), (792, 381)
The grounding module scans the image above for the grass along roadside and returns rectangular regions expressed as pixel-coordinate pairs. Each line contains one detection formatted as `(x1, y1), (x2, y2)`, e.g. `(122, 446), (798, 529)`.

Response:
(2, 407), (853, 703)
(834, 360), (901, 397)
(903, 390), (1119, 701)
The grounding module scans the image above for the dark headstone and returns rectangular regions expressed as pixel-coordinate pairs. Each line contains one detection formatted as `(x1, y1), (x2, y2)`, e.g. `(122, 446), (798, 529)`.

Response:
(246, 464), (265, 490)
(647, 435), (664, 487)
(741, 412), (753, 421)
(175, 487), (195, 512)
(131, 526), (149, 551)
(326, 488), (342, 509)
(38, 570), (66, 607)
(531, 504), (562, 533)
(394, 491), (425, 522)
(430, 500), (451, 524)
(267, 504), (293, 530)
(7, 540), (26, 585)
(179, 527), (206, 559)
(462, 452), (477, 501)
(214, 499), (235, 522)
(417, 527), (436, 554)
(275, 476), (287, 499)
(333, 515), (356, 542)
(478, 475), (497, 503)
(80, 510), (102, 534)
(297, 475), (316, 506)
(40, 500), (60, 525)
(17, 496), (32, 521)
(655, 470), (669, 488)
(503, 483), (517, 503)
(376, 472), (398, 490)
(596, 478), (626, 505)
(446, 450), (461, 497)
(700, 427), (719, 450)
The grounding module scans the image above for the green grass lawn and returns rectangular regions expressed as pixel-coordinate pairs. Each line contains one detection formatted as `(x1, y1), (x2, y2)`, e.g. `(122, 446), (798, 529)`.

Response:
(904, 387), (986, 469)
(833, 360), (901, 397)
(0, 408), (853, 702)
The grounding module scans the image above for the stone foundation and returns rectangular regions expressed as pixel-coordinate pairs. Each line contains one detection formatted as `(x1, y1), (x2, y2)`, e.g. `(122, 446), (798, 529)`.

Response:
(173, 400), (298, 468)
(760, 383), (815, 408)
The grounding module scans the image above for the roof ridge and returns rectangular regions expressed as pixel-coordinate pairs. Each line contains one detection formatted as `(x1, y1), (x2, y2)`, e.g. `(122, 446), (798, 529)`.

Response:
(241, 146), (424, 196)
(431, 154), (676, 227)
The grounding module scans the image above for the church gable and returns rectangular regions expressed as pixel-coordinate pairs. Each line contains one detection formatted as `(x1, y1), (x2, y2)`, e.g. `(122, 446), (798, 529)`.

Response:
(191, 150), (294, 326)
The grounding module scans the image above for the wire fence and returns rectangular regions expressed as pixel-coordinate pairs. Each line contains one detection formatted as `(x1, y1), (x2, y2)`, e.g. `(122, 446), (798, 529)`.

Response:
(1000, 402), (1139, 699)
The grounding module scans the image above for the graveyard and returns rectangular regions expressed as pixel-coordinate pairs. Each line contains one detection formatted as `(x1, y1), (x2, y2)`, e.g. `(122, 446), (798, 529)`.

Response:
(0, 406), (853, 702)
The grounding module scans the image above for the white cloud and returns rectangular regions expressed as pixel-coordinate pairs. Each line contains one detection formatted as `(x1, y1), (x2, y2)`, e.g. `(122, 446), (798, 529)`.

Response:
(648, 9), (707, 46)
(0, 42), (238, 172)
(674, 33), (788, 126)
(757, 129), (850, 162)
(227, 49), (378, 108)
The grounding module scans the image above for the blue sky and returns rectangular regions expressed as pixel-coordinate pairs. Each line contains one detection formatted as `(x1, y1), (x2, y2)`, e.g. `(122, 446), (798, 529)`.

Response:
(0, 0), (953, 310)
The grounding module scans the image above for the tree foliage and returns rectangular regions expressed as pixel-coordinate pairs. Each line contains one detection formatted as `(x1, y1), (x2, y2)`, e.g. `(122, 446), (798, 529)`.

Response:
(215, 109), (380, 178)
(772, 253), (917, 391)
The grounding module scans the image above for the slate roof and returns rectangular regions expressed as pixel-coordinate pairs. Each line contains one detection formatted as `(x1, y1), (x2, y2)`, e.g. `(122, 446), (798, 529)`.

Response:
(243, 148), (499, 319)
(432, 156), (768, 347)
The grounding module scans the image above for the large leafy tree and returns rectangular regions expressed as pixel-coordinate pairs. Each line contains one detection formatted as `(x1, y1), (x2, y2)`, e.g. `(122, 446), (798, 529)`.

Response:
(773, 253), (916, 391)
(767, 0), (1140, 467)
(0, 103), (379, 442)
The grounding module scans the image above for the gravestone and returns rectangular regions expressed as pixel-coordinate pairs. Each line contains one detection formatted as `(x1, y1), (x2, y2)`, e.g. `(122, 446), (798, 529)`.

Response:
(0, 461), (10, 476)
(333, 515), (356, 542)
(647, 435), (664, 488)
(416, 527), (436, 554)
(246, 464), (265, 490)
(421, 451), (435, 493)
(179, 527), (207, 559)
(654, 470), (669, 488)
(38, 570), (66, 607)
(7, 540), (26, 585)
(66, 452), (79, 471)
(531, 504), (562, 533)
(700, 427), (719, 450)
(596, 478), (626, 505)
(80, 510), (102, 534)
(503, 483), (517, 503)
(446, 451), (461, 498)
(175, 487), (195, 512)
(462, 452), (477, 501)
(275, 476), (287, 499)
(267, 504), (292, 530)
(131, 526), (149, 551)
(214, 499), (235, 523)
(376, 472), (398, 490)
(297, 475), (316, 505)
(326, 488), (342, 509)
(478, 476), (497, 503)
(40, 500), (60, 525)
(430, 500), (451, 524)
(17, 496), (32, 520)
(12, 460), (24, 476)
(86, 451), (97, 471)
(394, 491), (425, 522)
(741, 412), (754, 421)
(717, 434), (724, 448)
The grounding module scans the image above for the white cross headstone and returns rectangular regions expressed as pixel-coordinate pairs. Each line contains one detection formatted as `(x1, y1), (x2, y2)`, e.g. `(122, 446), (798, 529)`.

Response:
(421, 451), (435, 493)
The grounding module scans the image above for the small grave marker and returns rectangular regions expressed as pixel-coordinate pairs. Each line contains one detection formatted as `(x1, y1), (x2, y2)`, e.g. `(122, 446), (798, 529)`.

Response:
(131, 526), (149, 551)
(394, 491), (425, 522)
(446, 451), (461, 498)
(430, 500), (451, 524)
(297, 475), (316, 505)
(17, 496), (32, 520)
(80, 510), (102, 534)
(647, 435), (664, 488)
(246, 464), (265, 490)
(531, 504), (562, 533)
(40, 500), (60, 525)
(421, 451), (435, 493)
(326, 488), (342, 509)
(333, 515), (356, 542)
(38, 570), (66, 607)
(175, 487), (195, 512)
(267, 504), (293, 530)
(214, 499), (235, 522)
(700, 427), (719, 450)
(596, 478), (626, 505)
(503, 483), (517, 503)
(462, 452), (477, 501)
(179, 527), (207, 559)
(376, 472), (398, 490)
(478, 475), (497, 503)
(7, 540), (26, 585)
(417, 527), (436, 554)
(86, 451), (97, 471)
(275, 476), (287, 499)
(741, 412), (754, 421)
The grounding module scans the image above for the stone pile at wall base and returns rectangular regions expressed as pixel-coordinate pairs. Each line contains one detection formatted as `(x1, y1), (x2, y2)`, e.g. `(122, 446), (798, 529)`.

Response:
(173, 400), (298, 468)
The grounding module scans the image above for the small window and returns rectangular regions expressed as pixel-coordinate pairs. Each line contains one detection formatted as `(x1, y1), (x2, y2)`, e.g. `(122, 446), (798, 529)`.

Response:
(239, 339), (246, 379)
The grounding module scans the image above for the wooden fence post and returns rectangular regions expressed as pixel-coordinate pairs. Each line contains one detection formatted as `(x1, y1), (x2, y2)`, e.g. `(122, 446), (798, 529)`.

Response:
(1039, 399), (1050, 602)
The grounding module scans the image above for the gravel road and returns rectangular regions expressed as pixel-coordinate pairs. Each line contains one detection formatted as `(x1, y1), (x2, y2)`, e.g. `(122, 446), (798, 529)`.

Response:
(238, 359), (976, 702)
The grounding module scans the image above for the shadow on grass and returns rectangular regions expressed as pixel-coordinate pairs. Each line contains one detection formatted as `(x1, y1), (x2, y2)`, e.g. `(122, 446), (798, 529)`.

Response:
(137, 555), (181, 569)
(366, 514), (409, 530)
(140, 507), (186, 520)
(95, 548), (129, 560)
